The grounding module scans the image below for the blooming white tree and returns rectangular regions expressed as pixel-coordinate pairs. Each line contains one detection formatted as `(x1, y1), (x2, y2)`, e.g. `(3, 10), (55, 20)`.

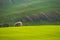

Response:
(14, 21), (23, 26)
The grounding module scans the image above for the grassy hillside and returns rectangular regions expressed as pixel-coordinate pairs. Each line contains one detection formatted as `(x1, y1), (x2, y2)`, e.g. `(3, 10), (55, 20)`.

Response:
(0, 26), (60, 40)
(0, 0), (60, 26)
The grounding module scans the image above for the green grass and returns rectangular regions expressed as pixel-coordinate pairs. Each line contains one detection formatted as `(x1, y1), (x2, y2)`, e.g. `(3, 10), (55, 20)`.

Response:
(0, 0), (60, 25)
(0, 25), (60, 40)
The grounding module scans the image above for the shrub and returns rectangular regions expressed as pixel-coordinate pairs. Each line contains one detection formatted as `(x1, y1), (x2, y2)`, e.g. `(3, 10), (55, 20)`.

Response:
(2, 24), (9, 27)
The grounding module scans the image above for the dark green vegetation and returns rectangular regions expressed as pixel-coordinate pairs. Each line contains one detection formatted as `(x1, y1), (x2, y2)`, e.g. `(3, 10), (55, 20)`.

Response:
(0, 26), (60, 40)
(22, 11), (60, 25)
(0, 0), (60, 26)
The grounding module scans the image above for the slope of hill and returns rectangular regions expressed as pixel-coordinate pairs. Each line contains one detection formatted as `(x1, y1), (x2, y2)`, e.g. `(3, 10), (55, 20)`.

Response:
(0, 0), (60, 26)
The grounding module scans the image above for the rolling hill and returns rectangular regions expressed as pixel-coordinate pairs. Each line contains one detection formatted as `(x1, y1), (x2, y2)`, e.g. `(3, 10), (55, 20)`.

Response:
(0, 0), (60, 26)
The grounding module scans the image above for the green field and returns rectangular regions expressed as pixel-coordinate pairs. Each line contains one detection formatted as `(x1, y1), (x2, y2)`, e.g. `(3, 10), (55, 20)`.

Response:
(0, 26), (60, 40)
(0, 0), (60, 26)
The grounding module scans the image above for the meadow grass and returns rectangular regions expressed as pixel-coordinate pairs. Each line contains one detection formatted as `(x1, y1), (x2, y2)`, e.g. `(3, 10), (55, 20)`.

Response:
(0, 25), (60, 40)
